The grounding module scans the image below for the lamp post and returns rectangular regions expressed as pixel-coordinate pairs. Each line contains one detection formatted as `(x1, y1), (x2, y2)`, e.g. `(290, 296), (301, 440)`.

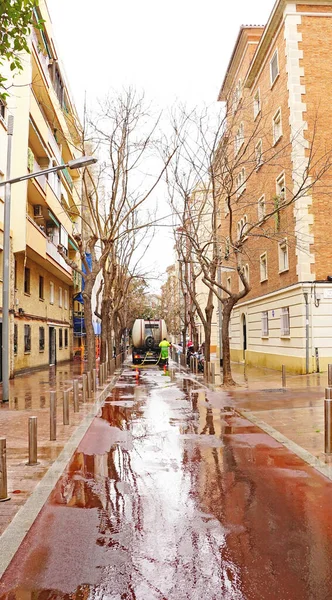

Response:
(0, 119), (97, 402)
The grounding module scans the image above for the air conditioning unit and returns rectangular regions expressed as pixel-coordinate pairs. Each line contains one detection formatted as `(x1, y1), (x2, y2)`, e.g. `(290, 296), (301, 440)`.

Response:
(34, 205), (43, 217)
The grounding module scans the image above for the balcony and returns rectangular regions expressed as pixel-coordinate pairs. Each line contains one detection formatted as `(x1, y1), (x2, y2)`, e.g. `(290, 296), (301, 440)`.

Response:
(31, 29), (51, 85)
(26, 217), (47, 259)
(46, 239), (72, 275)
(28, 152), (47, 192)
(46, 181), (73, 234)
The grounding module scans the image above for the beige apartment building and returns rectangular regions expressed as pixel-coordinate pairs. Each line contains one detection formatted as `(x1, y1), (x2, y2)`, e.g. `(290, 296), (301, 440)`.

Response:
(0, 1), (82, 376)
(217, 0), (332, 374)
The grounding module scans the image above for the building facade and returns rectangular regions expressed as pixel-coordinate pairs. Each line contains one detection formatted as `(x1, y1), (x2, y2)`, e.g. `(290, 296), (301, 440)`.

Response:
(0, 0), (82, 376)
(217, 0), (332, 373)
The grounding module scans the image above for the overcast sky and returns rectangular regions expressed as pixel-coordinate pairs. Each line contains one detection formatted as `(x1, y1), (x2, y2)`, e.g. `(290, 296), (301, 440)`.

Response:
(47, 0), (271, 290)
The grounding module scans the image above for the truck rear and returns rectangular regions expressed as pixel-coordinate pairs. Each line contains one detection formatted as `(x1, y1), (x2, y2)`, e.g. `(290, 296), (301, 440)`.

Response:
(131, 319), (168, 364)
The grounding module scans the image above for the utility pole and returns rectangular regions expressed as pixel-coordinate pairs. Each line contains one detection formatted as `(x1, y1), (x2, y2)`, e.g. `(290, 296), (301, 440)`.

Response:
(2, 116), (14, 402)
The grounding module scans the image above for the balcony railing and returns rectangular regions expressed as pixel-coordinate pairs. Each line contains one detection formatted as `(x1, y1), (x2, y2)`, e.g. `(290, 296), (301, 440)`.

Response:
(31, 29), (51, 84)
(46, 239), (72, 275)
(28, 148), (47, 192)
(61, 160), (73, 190)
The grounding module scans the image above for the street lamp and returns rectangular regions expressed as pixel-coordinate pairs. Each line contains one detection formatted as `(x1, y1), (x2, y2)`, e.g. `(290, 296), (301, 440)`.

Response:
(0, 115), (97, 402)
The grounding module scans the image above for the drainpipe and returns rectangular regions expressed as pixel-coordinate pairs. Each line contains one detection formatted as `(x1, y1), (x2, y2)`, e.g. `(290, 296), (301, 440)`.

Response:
(303, 289), (310, 374)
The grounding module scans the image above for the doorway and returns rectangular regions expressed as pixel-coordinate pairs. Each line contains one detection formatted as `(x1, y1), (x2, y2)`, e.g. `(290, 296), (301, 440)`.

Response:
(49, 327), (56, 366)
(242, 314), (247, 360)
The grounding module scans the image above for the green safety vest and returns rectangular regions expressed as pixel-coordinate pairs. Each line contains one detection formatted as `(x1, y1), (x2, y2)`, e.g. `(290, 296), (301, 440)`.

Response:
(159, 340), (170, 358)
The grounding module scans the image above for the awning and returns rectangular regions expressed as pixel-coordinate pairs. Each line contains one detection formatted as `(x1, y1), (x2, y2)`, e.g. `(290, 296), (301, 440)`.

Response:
(48, 211), (60, 228)
(69, 237), (79, 252)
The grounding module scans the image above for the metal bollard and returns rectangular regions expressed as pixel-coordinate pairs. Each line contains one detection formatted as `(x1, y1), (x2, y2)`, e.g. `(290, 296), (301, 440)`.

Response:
(87, 371), (92, 398)
(27, 416), (38, 466)
(328, 364), (332, 387)
(82, 374), (87, 403)
(210, 363), (215, 384)
(0, 439), (10, 501)
(282, 365), (286, 388)
(73, 380), (79, 413)
(92, 369), (97, 392)
(99, 365), (103, 386)
(50, 391), (57, 441)
(63, 390), (69, 425)
(325, 387), (332, 453)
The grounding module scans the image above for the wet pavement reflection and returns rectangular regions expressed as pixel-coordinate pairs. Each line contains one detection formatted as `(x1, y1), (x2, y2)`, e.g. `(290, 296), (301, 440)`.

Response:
(2, 365), (332, 598)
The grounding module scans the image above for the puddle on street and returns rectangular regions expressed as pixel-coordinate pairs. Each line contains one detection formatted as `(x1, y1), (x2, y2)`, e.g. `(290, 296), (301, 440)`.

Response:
(2, 365), (332, 599)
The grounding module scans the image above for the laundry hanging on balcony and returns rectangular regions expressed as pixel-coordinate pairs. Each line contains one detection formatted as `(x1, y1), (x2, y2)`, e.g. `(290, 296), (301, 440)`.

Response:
(73, 253), (92, 304)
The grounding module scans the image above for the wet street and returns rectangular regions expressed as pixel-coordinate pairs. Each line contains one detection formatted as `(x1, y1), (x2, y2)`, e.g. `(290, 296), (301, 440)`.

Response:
(2, 364), (332, 599)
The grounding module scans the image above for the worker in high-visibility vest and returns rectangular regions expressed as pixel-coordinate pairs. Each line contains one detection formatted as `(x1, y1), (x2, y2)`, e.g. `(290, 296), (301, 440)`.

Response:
(159, 338), (171, 366)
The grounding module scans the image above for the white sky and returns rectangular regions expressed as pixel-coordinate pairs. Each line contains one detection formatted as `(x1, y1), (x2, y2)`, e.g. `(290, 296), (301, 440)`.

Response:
(47, 0), (271, 291)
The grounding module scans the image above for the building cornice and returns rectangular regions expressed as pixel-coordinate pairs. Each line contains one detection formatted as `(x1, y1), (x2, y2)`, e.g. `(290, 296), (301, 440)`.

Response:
(244, 0), (332, 89)
(218, 27), (264, 101)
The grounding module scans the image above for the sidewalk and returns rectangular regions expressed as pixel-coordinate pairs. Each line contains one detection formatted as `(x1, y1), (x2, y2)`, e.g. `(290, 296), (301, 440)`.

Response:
(0, 361), (116, 537)
(216, 363), (328, 460)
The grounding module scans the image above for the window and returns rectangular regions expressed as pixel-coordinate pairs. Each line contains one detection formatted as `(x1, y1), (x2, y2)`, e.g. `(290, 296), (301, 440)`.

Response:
(64, 289), (68, 309)
(258, 195), (266, 221)
(24, 324), (31, 352)
(24, 267), (30, 294)
(273, 109), (282, 144)
(279, 239), (289, 272)
(59, 287), (63, 307)
(240, 264), (249, 291)
(224, 237), (230, 259)
(270, 50), (279, 85)
(59, 328), (63, 349)
(227, 277), (231, 292)
(39, 327), (45, 351)
(14, 324), (18, 355)
(65, 328), (68, 348)
(255, 140), (263, 169)
(281, 307), (290, 336)
(262, 311), (269, 336)
(244, 263), (249, 284)
(236, 168), (245, 198)
(39, 276), (44, 300)
(237, 215), (248, 240)
(235, 123), (244, 154)
(254, 89), (261, 119)
(260, 253), (268, 282)
(14, 260), (17, 289)
(233, 79), (242, 111)
(276, 173), (286, 204)
(0, 99), (5, 121)
(50, 281), (54, 304)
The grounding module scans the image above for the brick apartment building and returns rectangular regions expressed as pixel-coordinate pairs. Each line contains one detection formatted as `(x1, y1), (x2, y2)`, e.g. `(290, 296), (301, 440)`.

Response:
(217, 0), (332, 374)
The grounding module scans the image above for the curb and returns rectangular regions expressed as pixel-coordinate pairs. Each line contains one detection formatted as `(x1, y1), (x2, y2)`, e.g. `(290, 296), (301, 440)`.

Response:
(238, 409), (332, 483)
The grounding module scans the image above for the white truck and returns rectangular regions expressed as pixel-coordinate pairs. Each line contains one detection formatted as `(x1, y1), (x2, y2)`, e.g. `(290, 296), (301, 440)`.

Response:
(131, 319), (168, 364)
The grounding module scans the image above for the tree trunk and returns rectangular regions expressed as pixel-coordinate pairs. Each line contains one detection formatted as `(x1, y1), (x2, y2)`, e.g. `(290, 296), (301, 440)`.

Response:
(204, 325), (211, 363)
(203, 296), (214, 363)
(222, 302), (236, 386)
(83, 284), (96, 372)
(100, 298), (111, 363)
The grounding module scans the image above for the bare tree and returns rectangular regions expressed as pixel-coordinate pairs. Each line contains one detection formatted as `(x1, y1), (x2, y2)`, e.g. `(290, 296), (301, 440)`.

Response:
(60, 89), (175, 371)
(166, 101), (332, 385)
